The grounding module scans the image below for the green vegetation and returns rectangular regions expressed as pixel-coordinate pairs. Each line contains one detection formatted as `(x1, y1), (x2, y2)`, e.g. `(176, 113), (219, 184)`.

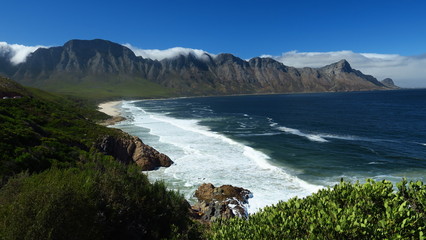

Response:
(36, 75), (175, 100)
(0, 76), (31, 97)
(0, 95), (117, 183)
(0, 158), (202, 240)
(211, 179), (426, 240)
(0, 77), (205, 239)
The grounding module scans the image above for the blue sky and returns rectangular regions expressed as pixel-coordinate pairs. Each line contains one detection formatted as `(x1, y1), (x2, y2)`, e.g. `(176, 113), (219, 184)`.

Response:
(1, 0), (425, 87)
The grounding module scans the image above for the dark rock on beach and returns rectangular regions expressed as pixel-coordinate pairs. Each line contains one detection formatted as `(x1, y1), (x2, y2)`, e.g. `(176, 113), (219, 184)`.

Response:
(192, 183), (253, 221)
(95, 133), (173, 170)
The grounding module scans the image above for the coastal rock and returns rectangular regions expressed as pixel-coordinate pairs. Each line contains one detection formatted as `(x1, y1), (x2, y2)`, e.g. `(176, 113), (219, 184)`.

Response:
(381, 78), (400, 89)
(98, 116), (126, 126)
(192, 183), (252, 221)
(95, 133), (173, 170)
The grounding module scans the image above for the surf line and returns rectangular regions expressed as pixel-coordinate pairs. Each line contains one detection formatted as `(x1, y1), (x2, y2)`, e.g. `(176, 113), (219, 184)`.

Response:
(119, 100), (323, 213)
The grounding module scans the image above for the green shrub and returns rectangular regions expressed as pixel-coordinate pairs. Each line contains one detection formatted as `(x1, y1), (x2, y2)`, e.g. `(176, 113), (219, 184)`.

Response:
(0, 159), (203, 240)
(211, 179), (426, 240)
(0, 96), (122, 183)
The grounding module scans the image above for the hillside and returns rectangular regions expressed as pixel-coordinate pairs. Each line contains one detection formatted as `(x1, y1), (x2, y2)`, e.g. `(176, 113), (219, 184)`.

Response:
(0, 39), (392, 99)
(0, 76), (31, 98)
(0, 77), (111, 181)
(0, 77), (171, 181)
(0, 77), (203, 239)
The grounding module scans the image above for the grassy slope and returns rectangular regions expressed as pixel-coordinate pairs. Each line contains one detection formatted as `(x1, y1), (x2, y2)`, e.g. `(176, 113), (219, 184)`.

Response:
(34, 75), (176, 100)
(0, 76), (31, 97)
(0, 77), (120, 182)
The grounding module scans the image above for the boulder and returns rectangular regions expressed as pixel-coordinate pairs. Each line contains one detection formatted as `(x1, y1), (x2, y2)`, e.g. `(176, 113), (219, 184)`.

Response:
(192, 183), (252, 221)
(95, 133), (173, 170)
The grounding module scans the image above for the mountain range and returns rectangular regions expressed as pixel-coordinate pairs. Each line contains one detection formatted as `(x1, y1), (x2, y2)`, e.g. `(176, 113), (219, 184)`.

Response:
(0, 39), (397, 98)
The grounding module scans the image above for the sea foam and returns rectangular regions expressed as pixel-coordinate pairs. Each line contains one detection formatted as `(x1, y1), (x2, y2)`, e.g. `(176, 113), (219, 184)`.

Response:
(118, 101), (322, 213)
(273, 123), (374, 143)
(277, 126), (329, 143)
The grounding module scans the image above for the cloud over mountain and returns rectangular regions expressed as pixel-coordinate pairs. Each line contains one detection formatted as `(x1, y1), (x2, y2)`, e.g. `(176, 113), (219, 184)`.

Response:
(0, 42), (47, 65)
(261, 51), (426, 88)
(123, 44), (214, 61)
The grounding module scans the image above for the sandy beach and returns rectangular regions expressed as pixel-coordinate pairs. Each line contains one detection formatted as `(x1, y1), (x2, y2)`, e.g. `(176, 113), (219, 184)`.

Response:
(98, 101), (122, 117)
(98, 101), (126, 125)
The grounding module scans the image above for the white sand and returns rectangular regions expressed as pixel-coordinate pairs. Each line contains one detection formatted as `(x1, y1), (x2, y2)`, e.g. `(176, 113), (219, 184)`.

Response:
(98, 101), (122, 117)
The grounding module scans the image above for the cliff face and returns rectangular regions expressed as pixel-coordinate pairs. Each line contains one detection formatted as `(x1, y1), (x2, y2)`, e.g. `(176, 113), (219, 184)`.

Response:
(2, 39), (392, 96)
(143, 55), (388, 95)
(96, 134), (173, 171)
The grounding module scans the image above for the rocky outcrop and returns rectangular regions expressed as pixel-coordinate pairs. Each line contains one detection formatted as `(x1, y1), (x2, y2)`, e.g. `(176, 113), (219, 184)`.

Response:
(95, 134), (173, 171)
(191, 183), (252, 221)
(381, 78), (400, 89)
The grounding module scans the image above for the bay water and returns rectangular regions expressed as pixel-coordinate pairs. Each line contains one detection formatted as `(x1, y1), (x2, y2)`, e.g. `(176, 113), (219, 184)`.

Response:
(114, 89), (426, 213)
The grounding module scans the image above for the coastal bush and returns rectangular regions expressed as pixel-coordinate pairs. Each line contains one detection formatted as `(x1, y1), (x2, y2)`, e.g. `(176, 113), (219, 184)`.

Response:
(0, 158), (202, 240)
(210, 179), (426, 240)
(0, 95), (120, 183)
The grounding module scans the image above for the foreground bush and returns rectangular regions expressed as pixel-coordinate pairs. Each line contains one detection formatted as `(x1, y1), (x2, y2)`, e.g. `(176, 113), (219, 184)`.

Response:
(0, 96), (118, 183)
(211, 179), (426, 240)
(0, 159), (202, 240)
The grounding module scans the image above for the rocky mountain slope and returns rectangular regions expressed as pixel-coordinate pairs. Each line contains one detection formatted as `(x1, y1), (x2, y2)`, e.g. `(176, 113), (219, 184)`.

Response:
(0, 39), (393, 98)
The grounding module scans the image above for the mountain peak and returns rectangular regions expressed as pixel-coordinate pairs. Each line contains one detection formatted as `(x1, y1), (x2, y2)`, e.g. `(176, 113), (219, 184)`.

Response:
(62, 39), (137, 58)
(334, 59), (352, 71)
(337, 59), (350, 65)
(214, 53), (246, 65)
(64, 39), (117, 48)
(321, 59), (353, 73)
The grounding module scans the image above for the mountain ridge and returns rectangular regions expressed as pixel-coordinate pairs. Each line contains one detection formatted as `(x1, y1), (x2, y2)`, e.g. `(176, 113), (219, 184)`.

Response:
(0, 39), (393, 99)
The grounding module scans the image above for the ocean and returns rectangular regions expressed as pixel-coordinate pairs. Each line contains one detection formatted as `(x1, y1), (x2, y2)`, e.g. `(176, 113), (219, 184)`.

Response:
(114, 89), (426, 213)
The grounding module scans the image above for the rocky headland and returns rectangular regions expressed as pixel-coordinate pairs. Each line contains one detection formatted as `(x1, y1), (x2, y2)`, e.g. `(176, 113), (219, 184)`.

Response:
(381, 78), (400, 89)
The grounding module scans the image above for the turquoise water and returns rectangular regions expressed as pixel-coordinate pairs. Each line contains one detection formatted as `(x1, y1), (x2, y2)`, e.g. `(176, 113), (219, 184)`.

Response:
(115, 89), (426, 212)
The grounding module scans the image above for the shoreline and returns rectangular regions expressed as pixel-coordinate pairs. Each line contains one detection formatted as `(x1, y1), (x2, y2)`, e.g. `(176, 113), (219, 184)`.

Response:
(130, 87), (408, 103)
(97, 101), (126, 126)
(96, 89), (425, 215)
(109, 98), (323, 213)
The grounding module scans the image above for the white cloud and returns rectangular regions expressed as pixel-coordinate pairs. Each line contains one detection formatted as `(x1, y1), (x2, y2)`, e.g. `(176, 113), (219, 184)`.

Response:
(261, 50), (426, 88)
(0, 42), (47, 65)
(123, 44), (215, 61)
